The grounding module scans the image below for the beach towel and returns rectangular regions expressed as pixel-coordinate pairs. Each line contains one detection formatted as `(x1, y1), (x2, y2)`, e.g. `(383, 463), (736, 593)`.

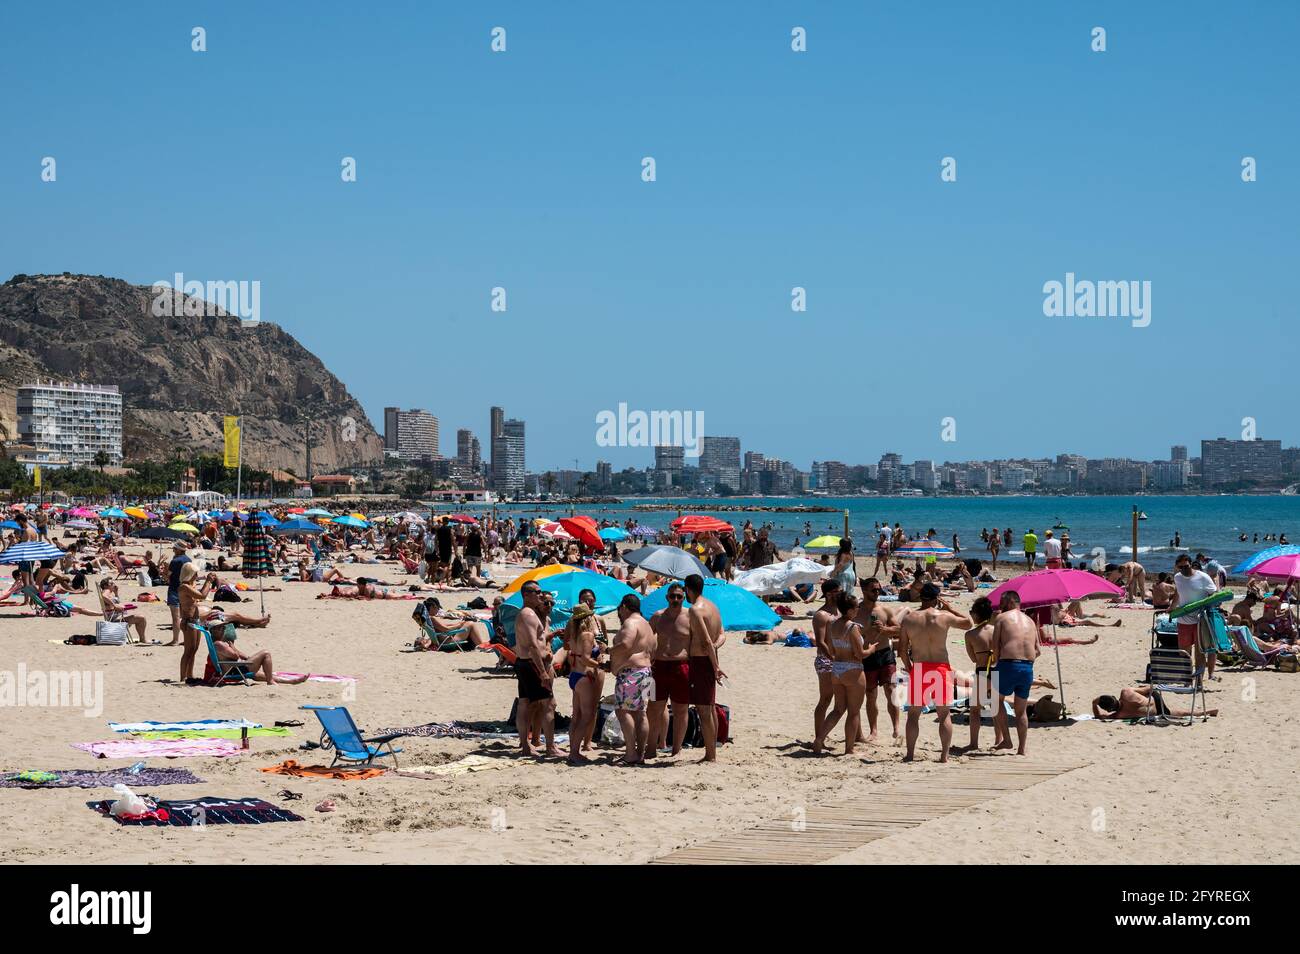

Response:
(1106, 603), (1152, 610)
(374, 721), (470, 739)
(131, 728), (292, 740)
(72, 739), (243, 759)
(273, 672), (357, 684)
(0, 768), (204, 789)
(259, 759), (386, 780)
(109, 720), (263, 733)
(89, 795), (304, 826)
(396, 755), (507, 779)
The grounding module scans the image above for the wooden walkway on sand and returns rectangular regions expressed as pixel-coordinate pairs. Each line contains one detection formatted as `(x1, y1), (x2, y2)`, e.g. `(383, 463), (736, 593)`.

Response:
(651, 761), (1087, 865)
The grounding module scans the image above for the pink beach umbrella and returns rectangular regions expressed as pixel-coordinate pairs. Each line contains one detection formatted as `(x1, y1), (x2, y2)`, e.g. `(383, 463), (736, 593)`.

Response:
(1246, 554), (1300, 583)
(986, 569), (1123, 713)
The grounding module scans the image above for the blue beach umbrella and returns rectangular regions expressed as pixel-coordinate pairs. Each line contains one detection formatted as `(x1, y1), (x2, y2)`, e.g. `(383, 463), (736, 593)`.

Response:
(639, 578), (781, 632)
(0, 521), (21, 531)
(99, 507), (129, 519)
(331, 515), (368, 529)
(271, 518), (324, 535)
(497, 570), (636, 640)
(598, 527), (628, 542)
(1231, 544), (1300, 575)
(303, 508), (333, 517)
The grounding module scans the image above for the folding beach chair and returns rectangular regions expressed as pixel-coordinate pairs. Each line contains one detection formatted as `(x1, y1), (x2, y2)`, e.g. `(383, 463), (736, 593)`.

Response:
(300, 705), (402, 768)
(21, 586), (69, 618)
(1143, 647), (1206, 726)
(420, 618), (471, 653)
(1228, 625), (1295, 671)
(195, 620), (255, 686)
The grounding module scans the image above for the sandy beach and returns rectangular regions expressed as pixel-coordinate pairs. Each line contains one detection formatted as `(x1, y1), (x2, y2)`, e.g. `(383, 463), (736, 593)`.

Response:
(2, 548), (1296, 866)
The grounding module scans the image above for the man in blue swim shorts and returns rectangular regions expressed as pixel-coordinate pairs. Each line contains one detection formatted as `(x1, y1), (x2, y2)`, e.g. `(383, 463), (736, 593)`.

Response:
(991, 590), (1041, 756)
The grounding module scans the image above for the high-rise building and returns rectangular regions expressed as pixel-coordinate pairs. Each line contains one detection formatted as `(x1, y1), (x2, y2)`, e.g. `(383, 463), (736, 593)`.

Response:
(383, 407), (400, 452)
(1201, 438), (1282, 487)
(488, 406), (505, 483)
(700, 436), (741, 493)
(596, 460), (612, 491)
(1171, 445), (1188, 462)
(494, 418), (526, 496)
(456, 428), (481, 472)
(385, 409), (439, 460)
(17, 380), (123, 468)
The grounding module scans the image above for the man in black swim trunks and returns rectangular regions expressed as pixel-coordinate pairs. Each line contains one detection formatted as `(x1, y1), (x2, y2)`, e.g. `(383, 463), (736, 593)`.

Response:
(514, 583), (561, 758)
(856, 577), (902, 745)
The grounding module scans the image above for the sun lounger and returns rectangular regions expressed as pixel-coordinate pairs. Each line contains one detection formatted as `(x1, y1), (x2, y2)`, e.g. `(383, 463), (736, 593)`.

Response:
(300, 705), (402, 768)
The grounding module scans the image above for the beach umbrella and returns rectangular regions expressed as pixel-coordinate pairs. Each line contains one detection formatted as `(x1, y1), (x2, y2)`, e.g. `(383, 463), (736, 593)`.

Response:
(895, 539), (954, 558)
(623, 544), (714, 580)
(732, 557), (831, 597)
(124, 507), (150, 520)
(804, 535), (842, 549)
(629, 525), (659, 539)
(63, 519), (97, 530)
(135, 526), (188, 541)
(599, 527), (628, 542)
(1231, 545), (1300, 575)
(168, 522), (199, 534)
(559, 516), (604, 551)
(448, 514), (478, 524)
(497, 570), (636, 639)
(100, 507), (129, 519)
(331, 515), (368, 529)
(639, 578), (781, 632)
(0, 520), (21, 531)
(271, 518), (325, 535)
(241, 515), (276, 614)
(987, 568), (1124, 711)
(670, 514), (734, 535)
(1246, 553), (1300, 583)
(538, 521), (573, 540)
(390, 511), (426, 524)
(303, 508), (333, 517)
(0, 540), (65, 564)
(501, 563), (581, 596)
(68, 507), (98, 518)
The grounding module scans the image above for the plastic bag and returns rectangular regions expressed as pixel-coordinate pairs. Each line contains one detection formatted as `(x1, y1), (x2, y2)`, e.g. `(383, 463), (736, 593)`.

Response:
(109, 783), (146, 817)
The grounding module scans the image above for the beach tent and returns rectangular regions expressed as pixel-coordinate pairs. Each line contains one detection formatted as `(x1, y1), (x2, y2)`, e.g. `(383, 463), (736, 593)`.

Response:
(639, 578), (781, 632)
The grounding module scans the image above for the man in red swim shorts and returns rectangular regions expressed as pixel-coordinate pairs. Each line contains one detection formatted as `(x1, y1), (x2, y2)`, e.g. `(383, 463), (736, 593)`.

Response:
(647, 583), (693, 757)
(898, 583), (973, 763)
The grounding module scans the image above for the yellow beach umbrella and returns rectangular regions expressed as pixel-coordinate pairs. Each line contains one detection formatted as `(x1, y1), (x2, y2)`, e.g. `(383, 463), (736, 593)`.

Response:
(805, 535), (842, 549)
(502, 564), (581, 595)
(124, 507), (150, 520)
(168, 522), (199, 534)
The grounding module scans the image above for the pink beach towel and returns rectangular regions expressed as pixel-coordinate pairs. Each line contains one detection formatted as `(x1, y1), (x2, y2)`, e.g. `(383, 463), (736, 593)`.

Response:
(72, 739), (243, 759)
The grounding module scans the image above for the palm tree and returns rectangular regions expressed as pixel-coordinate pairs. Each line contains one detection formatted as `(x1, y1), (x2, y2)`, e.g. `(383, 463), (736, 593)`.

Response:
(542, 472), (556, 497)
(93, 450), (110, 473)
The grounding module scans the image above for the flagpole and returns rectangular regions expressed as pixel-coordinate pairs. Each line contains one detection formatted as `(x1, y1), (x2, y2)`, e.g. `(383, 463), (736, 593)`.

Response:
(236, 415), (243, 506)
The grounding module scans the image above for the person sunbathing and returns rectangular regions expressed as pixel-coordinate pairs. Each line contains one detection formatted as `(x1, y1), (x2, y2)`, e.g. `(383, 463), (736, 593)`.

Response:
(1092, 687), (1217, 720)
(410, 598), (492, 650)
(211, 626), (306, 684)
(1257, 598), (1297, 644)
(319, 577), (409, 600)
(1055, 602), (1121, 627)
(34, 560), (75, 594)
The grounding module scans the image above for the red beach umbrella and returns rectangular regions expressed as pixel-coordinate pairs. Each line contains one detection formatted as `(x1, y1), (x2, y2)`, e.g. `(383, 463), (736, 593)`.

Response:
(670, 514), (734, 535)
(559, 516), (604, 551)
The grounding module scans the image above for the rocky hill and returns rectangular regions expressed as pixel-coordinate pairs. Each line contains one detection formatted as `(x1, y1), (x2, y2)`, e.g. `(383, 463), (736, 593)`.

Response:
(0, 273), (382, 473)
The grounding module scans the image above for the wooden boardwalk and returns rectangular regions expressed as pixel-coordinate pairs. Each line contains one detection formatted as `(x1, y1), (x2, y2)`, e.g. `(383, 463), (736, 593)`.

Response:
(652, 761), (1086, 865)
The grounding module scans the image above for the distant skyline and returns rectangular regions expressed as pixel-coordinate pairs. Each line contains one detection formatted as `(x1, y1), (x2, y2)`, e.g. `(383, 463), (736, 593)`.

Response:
(4, 2), (1298, 471)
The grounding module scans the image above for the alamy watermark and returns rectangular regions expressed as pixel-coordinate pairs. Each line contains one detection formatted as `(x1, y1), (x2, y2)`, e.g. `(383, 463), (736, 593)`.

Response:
(1042, 272), (1150, 328)
(595, 403), (703, 457)
(151, 272), (261, 328)
(1, 664), (103, 717)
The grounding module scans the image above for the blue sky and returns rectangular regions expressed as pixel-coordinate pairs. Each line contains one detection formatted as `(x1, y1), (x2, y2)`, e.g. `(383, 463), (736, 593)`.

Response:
(3, 1), (1297, 472)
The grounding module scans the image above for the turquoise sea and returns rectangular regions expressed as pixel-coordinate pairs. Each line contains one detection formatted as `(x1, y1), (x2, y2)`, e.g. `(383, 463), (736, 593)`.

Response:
(457, 496), (1300, 574)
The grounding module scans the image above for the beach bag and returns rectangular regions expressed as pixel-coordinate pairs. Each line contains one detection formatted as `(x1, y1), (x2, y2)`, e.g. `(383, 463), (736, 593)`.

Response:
(95, 621), (129, 646)
(715, 703), (731, 744)
(136, 568), (151, 588)
(1279, 655), (1300, 673)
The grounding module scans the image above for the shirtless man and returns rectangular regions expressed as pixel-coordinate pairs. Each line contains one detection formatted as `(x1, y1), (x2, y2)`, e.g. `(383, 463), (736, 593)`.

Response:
(684, 573), (726, 763)
(648, 583), (693, 757)
(857, 577), (901, 745)
(960, 597), (1007, 752)
(897, 583), (972, 762)
(1118, 561), (1147, 603)
(513, 582), (560, 758)
(1150, 573), (1176, 611)
(811, 579), (842, 746)
(991, 591), (1040, 755)
(610, 594), (656, 764)
(1092, 686), (1217, 721)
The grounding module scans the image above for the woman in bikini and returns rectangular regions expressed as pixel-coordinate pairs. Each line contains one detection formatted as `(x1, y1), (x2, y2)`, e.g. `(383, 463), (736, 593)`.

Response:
(98, 578), (148, 644)
(565, 604), (605, 765)
(812, 591), (867, 755)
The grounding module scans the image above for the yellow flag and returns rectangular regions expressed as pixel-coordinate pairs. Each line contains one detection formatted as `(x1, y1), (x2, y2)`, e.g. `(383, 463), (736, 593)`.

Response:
(33, 466), (41, 489)
(223, 416), (241, 468)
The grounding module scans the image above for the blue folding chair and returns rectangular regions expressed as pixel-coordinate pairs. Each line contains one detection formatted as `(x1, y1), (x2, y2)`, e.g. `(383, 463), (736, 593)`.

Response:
(301, 705), (402, 767)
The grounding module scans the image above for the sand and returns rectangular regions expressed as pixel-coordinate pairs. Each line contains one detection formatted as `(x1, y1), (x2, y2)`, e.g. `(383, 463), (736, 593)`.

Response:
(2, 547), (1297, 865)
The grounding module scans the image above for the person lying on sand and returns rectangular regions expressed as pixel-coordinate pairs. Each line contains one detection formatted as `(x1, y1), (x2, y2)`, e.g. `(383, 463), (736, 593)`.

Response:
(317, 578), (417, 599)
(211, 625), (306, 685)
(1092, 686), (1217, 720)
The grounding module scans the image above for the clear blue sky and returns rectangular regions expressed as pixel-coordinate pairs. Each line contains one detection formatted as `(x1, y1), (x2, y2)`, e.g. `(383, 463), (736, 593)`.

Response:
(3, 1), (1296, 472)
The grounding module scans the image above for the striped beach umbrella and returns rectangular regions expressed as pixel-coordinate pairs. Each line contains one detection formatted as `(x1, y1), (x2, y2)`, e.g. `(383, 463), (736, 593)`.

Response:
(0, 540), (65, 564)
(894, 539), (954, 557)
(241, 515), (276, 613)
